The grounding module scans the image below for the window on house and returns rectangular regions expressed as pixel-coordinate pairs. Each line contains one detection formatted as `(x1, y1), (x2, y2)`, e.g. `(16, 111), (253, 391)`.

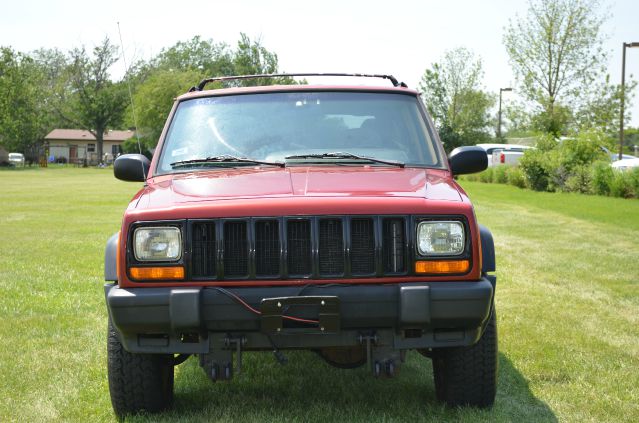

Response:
(88, 143), (96, 153)
(112, 145), (120, 155)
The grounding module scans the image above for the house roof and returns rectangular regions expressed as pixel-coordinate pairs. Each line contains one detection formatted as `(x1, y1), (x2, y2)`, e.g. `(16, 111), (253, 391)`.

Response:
(44, 129), (134, 142)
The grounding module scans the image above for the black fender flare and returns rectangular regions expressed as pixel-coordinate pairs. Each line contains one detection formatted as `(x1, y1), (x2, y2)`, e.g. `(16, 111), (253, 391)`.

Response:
(479, 225), (495, 274)
(105, 232), (119, 281)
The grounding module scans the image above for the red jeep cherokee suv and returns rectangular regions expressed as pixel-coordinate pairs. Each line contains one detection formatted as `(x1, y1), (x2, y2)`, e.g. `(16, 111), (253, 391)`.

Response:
(104, 73), (496, 417)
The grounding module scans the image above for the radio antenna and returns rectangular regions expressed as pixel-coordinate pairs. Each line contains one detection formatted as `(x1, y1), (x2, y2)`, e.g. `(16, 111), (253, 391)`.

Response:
(117, 22), (147, 178)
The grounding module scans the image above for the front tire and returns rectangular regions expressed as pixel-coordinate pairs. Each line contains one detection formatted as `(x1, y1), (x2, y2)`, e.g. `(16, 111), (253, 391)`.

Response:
(107, 321), (174, 417)
(432, 310), (498, 408)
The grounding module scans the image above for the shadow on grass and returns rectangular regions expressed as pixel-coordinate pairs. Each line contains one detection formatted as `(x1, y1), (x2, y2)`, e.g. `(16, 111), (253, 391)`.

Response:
(129, 351), (557, 423)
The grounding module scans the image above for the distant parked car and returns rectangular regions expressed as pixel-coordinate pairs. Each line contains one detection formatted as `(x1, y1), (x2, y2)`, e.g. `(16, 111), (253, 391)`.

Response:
(8, 153), (25, 167)
(600, 146), (636, 162)
(611, 157), (639, 171)
(476, 143), (532, 167)
(491, 146), (533, 166)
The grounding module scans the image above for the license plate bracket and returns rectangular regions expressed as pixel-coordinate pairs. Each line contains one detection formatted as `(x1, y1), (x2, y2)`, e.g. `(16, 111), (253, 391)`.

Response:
(260, 296), (340, 333)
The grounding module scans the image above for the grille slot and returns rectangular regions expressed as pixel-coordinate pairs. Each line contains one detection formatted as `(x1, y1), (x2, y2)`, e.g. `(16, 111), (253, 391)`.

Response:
(192, 222), (216, 278)
(287, 220), (312, 275)
(350, 218), (375, 274)
(382, 218), (406, 273)
(319, 219), (344, 275)
(223, 221), (248, 277)
(255, 220), (280, 276)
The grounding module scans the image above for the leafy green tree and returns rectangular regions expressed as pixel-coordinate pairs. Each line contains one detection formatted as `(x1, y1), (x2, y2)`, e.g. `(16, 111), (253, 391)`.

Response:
(128, 69), (204, 150)
(504, 0), (607, 135)
(57, 37), (129, 162)
(152, 35), (234, 76)
(419, 47), (494, 151)
(0, 47), (57, 161)
(229, 34), (296, 86)
(530, 102), (572, 135)
(503, 101), (536, 137)
(574, 75), (637, 137)
(127, 34), (297, 150)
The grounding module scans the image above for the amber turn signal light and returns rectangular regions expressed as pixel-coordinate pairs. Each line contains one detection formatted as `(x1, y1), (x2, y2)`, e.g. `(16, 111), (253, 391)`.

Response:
(130, 266), (185, 281)
(415, 260), (469, 274)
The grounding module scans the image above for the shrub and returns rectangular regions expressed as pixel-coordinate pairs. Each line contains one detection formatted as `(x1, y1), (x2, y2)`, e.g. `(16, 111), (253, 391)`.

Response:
(479, 168), (494, 183)
(629, 168), (639, 195)
(559, 131), (609, 173)
(563, 165), (592, 194)
(535, 133), (559, 152)
(609, 171), (636, 198)
(519, 149), (551, 191)
(591, 162), (614, 196)
(461, 173), (480, 182)
(506, 166), (526, 188)
(493, 165), (508, 184)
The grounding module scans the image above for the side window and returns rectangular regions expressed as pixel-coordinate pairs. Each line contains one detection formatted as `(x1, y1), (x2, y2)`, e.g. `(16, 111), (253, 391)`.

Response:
(88, 143), (96, 153)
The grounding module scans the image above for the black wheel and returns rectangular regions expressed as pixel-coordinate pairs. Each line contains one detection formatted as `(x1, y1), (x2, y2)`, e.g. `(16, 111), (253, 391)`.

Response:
(431, 310), (498, 408)
(107, 321), (174, 418)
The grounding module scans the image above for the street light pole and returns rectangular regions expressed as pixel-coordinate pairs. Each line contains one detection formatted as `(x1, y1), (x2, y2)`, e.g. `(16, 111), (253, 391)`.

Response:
(619, 42), (639, 160)
(498, 87), (512, 140)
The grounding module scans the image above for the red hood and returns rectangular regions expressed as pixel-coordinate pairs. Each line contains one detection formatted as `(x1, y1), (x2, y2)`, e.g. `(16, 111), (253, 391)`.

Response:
(135, 167), (462, 210)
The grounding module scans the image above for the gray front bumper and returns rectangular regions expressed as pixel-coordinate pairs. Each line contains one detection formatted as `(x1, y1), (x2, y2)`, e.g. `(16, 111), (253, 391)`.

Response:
(106, 278), (494, 354)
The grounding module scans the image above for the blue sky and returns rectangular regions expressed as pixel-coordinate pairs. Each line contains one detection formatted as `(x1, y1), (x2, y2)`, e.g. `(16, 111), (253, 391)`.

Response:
(2, 0), (639, 126)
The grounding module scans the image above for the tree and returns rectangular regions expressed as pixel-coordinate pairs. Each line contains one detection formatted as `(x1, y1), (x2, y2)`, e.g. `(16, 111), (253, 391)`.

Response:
(504, 0), (607, 135)
(419, 48), (494, 151)
(129, 68), (204, 150)
(574, 75), (637, 137)
(127, 34), (297, 151)
(0, 47), (55, 161)
(58, 37), (128, 162)
(152, 35), (234, 76)
(230, 34), (296, 86)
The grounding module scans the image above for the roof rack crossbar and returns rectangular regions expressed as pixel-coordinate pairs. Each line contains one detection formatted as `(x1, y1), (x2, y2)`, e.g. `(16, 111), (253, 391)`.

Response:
(189, 73), (407, 92)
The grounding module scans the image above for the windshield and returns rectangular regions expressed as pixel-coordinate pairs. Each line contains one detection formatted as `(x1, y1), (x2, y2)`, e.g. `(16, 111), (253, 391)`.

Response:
(156, 91), (444, 174)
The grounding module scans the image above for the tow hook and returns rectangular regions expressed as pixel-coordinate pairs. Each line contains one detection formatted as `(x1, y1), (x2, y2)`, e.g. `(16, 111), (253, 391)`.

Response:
(358, 332), (378, 375)
(225, 335), (247, 375)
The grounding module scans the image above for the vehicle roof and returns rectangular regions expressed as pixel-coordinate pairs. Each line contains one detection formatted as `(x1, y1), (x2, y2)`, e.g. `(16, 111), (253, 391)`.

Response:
(612, 157), (639, 165)
(476, 143), (532, 150)
(176, 84), (419, 101)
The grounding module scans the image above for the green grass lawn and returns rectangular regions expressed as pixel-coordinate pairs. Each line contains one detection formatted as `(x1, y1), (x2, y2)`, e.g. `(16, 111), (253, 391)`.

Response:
(0, 168), (638, 422)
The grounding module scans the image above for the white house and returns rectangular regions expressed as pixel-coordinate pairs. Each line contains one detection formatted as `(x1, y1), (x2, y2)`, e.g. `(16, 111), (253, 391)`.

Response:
(44, 129), (134, 164)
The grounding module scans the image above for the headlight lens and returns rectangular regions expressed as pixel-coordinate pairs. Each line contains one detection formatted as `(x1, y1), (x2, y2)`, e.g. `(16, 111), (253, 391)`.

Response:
(134, 227), (182, 261)
(417, 221), (464, 255)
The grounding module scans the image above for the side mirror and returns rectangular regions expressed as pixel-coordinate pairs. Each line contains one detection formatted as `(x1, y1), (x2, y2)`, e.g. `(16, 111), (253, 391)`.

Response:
(114, 154), (150, 182)
(448, 146), (488, 176)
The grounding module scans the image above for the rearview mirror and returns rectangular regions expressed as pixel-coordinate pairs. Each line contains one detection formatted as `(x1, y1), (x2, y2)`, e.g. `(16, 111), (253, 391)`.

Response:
(448, 146), (488, 176)
(114, 154), (150, 182)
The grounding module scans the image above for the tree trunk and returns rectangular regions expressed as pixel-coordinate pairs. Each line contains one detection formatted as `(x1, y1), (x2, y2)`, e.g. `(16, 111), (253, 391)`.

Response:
(96, 127), (104, 165)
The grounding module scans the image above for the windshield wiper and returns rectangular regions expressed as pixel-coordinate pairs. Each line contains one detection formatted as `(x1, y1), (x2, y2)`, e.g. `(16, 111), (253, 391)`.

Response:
(170, 155), (284, 169)
(285, 152), (404, 168)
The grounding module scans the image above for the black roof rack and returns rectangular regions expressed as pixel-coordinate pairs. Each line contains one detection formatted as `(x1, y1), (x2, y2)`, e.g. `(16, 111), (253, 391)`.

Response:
(188, 73), (408, 92)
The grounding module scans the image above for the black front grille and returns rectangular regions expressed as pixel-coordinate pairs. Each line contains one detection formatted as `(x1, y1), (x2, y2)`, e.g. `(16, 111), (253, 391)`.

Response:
(188, 216), (407, 280)
(287, 220), (312, 275)
(255, 220), (280, 276)
(319, 219), (344, 275)
(351, 218), (375, 274)
(223, 221), (248, 277)
(383, 218), (406, 273)
(192, 222), (216, 278)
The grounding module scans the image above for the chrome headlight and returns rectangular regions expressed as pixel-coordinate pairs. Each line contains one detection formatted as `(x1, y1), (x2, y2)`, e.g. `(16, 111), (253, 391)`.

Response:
(133, 227), (182, 261)
(417, 221), (464, 256)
